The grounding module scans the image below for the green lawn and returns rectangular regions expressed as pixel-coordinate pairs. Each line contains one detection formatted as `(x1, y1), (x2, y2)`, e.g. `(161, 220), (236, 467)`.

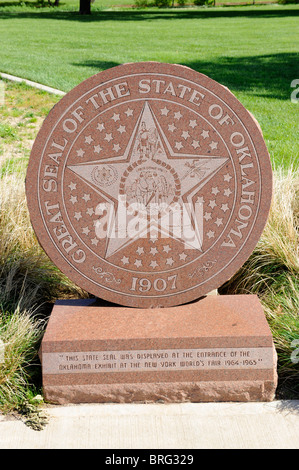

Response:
(0, 4), (298, 169)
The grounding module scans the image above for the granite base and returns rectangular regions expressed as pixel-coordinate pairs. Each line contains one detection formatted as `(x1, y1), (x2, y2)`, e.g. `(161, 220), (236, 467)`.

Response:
(40, 295), (277, 404)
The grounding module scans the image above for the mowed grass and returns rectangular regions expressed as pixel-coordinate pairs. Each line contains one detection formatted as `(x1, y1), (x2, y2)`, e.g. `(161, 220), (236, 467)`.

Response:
(0, 5), (298, 168)
(0, 81), (59, 176)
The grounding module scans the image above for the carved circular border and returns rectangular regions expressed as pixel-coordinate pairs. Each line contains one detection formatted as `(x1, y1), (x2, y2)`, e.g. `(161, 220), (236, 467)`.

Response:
(26, 62), (272, 308)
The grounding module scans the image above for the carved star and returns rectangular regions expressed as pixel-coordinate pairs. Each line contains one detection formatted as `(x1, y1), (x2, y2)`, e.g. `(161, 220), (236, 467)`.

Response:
(117, 125), (126, 134)
(68, 182), (77, 191)
(181, 130), (190, 140)
(96, 123), (105, 132)
(104, 133), (113, 142)
(76, 148), (85, 158)
(168, 123), (176, 132)
(111, 113), (120, 122)
(179, 252), (187, 261)
(149, 260), (159, 269)
(161, 106), (169, 116)
(174, 111), (183, 120)
(68, 101), (229, 259)
(85, 135), (93, 144)
(94, 145), (102, 154)
(124, 108), (133, 117)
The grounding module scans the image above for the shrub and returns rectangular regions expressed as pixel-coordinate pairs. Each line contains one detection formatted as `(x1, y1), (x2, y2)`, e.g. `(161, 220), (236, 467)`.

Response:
(153, 0), (172, 6)
(278, 0), (299, 4)
(134, 0), (149, 6)
(194, 0), (214, 5)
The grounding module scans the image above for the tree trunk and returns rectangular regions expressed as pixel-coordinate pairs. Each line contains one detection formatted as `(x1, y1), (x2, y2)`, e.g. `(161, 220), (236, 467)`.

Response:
(79, 0), (91, 14)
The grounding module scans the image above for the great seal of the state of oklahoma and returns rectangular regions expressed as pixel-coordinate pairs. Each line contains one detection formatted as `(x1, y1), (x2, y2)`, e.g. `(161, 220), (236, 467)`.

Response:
(26, 62), (272, 308)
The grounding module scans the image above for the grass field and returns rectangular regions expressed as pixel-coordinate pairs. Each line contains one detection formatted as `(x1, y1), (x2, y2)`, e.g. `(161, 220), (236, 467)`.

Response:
(0, 5), (298, 169)
(0, 3), (298, 416)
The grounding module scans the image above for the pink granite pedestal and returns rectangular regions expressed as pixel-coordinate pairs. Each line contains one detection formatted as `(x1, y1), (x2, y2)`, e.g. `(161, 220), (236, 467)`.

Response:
(40, 295), (277, 404)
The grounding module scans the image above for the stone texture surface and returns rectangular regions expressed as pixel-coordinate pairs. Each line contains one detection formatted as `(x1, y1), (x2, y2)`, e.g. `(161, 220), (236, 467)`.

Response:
(26, 62), (273, 308)
(40, 295), (277, 404)
(2, 401), (299, 449)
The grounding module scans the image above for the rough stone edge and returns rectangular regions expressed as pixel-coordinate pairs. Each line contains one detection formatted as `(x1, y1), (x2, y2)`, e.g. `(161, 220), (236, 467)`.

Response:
(0, 72), (66, 96)
(43, 378), (277, 405)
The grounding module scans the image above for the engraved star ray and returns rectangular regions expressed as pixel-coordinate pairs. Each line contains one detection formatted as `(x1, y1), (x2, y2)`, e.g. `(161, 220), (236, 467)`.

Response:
(67, 101), (228, 259)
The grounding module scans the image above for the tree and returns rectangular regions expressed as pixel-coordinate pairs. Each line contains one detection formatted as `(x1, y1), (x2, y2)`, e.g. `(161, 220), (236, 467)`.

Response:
(80, 0), (91, 14)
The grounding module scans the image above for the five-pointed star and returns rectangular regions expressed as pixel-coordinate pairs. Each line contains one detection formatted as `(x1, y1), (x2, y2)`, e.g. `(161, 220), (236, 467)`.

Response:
(67, 101), (229, 259)
(96, 123), (105, 132)
(124, 108), (133, 117)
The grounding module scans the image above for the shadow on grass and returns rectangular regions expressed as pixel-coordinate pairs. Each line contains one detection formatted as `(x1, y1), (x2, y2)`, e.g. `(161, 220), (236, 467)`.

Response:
(72, 53), (299, 100)
(0, 6), (299, 21)
(184, 53), (299, 100)
(72, 60), (120, 71)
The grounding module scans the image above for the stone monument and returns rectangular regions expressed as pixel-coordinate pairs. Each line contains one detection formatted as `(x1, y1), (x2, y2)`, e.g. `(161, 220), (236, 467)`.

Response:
(26, 62), (277, 403)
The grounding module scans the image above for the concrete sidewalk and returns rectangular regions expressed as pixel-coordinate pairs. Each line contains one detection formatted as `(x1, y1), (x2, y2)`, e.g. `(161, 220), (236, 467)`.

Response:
(0, 401), (298, 449)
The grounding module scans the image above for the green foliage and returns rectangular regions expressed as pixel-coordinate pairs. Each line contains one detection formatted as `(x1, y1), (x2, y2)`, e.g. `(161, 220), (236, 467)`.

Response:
(153, 0), (171, 6)
(193, 0), (214, 5)
(0, 123), (18, 141)
(134, 0), (149, 6)
(278, 0), (299, 4)
(0, 307), (44, 412)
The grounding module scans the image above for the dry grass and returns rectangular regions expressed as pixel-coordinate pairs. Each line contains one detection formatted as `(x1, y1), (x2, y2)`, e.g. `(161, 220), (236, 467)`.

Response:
(0, 173), (88, 313)
(0, 171), (88, 413)
(221, 166), (299, 397)
(222, 166), (298, 293)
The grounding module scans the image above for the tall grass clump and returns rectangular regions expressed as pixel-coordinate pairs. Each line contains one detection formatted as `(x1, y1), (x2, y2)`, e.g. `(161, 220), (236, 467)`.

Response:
(0, 172), (88, 313)
(220, 166), (299, 397)
(0, 306), (44, 412)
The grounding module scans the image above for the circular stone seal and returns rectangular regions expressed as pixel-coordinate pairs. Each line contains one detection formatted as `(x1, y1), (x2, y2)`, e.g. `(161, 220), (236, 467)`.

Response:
(26, 62), (272, 308)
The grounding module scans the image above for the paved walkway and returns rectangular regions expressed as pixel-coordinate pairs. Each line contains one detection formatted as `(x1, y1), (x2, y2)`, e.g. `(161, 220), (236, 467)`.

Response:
(0, 400), (298, 449)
